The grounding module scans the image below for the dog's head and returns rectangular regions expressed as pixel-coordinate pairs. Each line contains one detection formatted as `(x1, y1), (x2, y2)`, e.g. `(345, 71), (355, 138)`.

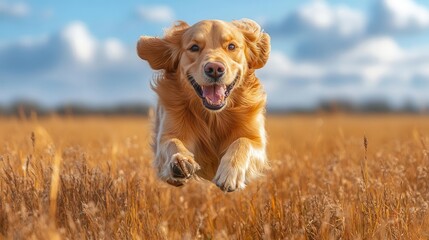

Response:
(137, 19), (270, 111)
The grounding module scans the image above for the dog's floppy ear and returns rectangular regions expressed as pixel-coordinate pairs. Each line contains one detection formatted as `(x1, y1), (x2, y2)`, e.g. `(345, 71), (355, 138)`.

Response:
(137, 21), (189, 72)
(232, 19), (271, 69)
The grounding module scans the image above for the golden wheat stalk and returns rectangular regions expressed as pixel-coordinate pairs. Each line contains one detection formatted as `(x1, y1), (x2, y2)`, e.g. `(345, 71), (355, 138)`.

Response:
(49, 151), (62, 221)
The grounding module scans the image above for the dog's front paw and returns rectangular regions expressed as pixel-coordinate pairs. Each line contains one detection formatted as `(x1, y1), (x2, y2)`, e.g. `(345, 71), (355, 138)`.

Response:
(165, 153), (200, 187)
(213, 163), (247, 192)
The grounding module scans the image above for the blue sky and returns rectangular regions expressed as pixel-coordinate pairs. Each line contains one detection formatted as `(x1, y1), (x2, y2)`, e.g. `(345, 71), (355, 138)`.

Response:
(1, 0), (429, 109)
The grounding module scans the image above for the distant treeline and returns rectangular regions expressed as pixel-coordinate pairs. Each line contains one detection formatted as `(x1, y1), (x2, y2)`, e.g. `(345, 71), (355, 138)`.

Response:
(0, 101), (151, 117)
(0, 99), (428, 117)
(269, 99), (429, 114)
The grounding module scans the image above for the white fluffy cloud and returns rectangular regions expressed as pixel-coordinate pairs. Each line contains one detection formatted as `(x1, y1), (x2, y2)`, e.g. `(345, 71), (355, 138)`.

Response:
(267, 1), (366, 59)
(287, 1), (366, 37)
(60, 22), (97, 63)
(371, 0), (429, 34)
(270, 0), (429, 37)
(0, 1), (29, 19)
(338, 37), (403, 64)
(0, 22), (131, 72)
(259, 39), (429, 108)
(103, 39), (126, 61)
(136, 5), (174, 23)
(0, 22), (154, 106)
(257, 0), (429, 109)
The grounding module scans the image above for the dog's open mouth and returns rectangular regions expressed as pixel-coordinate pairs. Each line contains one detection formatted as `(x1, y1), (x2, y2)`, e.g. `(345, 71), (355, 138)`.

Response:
(188, 75), (238, 110)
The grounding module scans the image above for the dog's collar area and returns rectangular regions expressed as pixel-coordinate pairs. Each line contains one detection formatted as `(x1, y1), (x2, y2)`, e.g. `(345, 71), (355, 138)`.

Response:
(187, 74), (239, 111)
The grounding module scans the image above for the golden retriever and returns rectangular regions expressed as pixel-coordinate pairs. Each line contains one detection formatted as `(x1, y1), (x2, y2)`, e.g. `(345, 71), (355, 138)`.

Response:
(137, 19), (270, 192)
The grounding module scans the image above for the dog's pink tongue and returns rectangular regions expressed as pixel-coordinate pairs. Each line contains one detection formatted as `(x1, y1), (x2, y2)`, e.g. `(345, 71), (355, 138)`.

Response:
(202, 85), (226, 104)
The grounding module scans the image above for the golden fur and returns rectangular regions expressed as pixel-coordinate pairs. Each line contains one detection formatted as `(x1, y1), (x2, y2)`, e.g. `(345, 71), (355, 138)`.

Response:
(137, 19), (270, 192)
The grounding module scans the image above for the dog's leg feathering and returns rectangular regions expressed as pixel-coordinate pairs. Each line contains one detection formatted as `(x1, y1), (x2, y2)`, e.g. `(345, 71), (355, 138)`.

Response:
(213, 138), (266, 192)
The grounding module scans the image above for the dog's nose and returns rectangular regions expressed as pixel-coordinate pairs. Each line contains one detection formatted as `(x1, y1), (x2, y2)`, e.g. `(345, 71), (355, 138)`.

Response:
(204, 62), (225, 80)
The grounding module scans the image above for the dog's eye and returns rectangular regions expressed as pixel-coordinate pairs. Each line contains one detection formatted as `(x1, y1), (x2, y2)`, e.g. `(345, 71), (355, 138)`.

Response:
(189, 44), (200, 52)
(228, 43), (236, 51)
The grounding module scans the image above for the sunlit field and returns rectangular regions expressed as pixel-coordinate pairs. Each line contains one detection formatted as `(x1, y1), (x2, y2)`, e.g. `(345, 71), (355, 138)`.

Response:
(1, 114), (429, 239)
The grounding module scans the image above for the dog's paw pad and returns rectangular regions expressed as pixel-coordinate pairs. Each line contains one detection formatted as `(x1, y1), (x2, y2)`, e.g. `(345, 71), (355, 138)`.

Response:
(171, 159), (195, 179)
(169, 153), (200, 180)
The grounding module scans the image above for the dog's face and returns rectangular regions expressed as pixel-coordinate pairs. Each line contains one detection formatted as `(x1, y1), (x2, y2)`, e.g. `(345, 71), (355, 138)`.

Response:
(137, 19), (270, 111)
(180, 20), (247, 111)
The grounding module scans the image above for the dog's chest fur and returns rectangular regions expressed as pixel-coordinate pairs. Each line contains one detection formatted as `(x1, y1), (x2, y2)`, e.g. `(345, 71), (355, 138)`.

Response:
(153, 72), (266, 180)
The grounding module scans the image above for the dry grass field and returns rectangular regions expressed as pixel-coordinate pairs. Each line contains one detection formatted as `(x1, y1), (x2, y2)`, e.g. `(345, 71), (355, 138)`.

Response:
(0, 114), (429, 239)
